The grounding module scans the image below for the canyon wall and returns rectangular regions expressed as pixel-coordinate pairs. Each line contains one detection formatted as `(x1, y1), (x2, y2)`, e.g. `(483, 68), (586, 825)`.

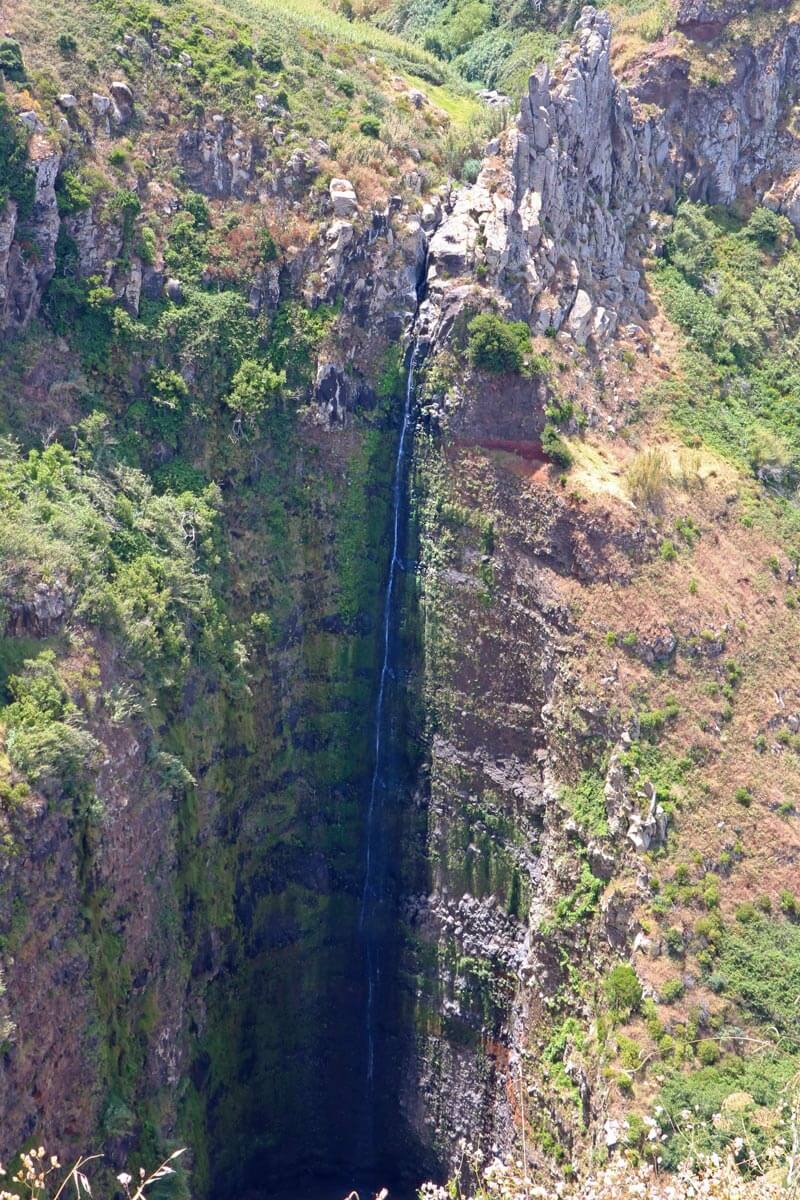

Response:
(2, 0), (800, 1191)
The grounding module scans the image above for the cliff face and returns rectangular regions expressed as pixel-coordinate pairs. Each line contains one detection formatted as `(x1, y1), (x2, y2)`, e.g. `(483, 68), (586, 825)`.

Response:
(395, 4), (800, 1172)
(429, 7), (800, 341)
(2, 0), (800, 1191)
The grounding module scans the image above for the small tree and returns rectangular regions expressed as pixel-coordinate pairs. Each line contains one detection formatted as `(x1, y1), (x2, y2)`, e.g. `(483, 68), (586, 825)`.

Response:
(604, 963), (643, 1017)
(467, 312), (531, 374)
(226, 358), (285, 422)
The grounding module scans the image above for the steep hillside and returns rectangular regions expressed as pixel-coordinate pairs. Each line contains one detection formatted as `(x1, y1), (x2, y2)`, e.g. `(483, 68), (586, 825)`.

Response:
(1, 0), (800, 1196)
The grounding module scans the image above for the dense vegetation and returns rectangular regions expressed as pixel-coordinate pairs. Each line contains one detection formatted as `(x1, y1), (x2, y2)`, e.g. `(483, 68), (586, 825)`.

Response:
(656, 202), (800, 488)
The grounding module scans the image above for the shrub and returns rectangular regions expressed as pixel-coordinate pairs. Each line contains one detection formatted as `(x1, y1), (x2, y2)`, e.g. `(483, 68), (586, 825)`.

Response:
(225, 358), (285, 421)
(0, 94), (35, 217)
(561, 771), (607, 838)
(666, 203), (718, 283)
(467, 312), (531, 373)
(0, 37), (25, 81)
(359, 115), (380, 138)
(182, 190), (211, 229)
(256, 33), (283, 71)
(259, 228), (278, 262)
(743, 206), (792, 249)
(660, 978), (685, 1004)
(717, 917), (800, 1033)
(4, 652), (101, 793)
(540, 423), (573, 468)
(664, 926), (684, 956)
(461, 157), (481, 184)
(56, 169), (92, 215)
(697, 1038), (719, 1065)
(604, 964), (643, 1017)
(734, 785), (753, 807)
(228, 39), (254, 66)
(57, 32), (78, 55)
(137, 225), (157, 265)
(735, 902), (757, 923)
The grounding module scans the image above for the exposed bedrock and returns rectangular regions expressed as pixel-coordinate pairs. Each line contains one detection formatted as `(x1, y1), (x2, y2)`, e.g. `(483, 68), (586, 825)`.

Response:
(429, 6), (800, 341)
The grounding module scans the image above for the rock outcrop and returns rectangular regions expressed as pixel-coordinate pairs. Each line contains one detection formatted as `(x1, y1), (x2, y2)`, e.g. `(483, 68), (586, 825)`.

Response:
(0, 136), (61, 334)
(429, 7), (800, 341)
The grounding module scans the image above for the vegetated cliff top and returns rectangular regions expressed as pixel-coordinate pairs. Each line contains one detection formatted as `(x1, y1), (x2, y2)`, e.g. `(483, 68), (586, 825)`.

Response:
(3, 0), (502, 211)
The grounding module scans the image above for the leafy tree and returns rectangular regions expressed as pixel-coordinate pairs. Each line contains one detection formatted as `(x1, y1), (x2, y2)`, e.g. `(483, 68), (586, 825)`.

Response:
(604, 964), (643, 1017)
(226, 358), (285, 421)
(467, 312), (531, 373)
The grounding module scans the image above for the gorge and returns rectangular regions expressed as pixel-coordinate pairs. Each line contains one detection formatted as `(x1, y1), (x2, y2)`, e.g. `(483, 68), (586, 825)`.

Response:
(1, 0), (800, 1196)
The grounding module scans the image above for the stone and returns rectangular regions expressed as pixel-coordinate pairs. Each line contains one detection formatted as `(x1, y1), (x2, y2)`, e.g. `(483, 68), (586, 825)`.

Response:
(91, 93), (112, 116)
(565, 289), (594, 344)
(57, 93), (77, 109)
(164, 277), (183, 302)
(110, 80), (134, 106)
(17, 111), (43, 133)
(110, 79), (134, 127)
(329, 177), (358, 217)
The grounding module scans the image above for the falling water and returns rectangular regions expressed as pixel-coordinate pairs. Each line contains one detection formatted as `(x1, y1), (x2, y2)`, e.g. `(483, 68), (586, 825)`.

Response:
(358, 334), (421, 1141)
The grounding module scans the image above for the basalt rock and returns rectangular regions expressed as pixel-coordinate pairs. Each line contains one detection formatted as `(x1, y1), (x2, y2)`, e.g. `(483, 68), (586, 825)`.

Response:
(429, 6), (800, 342)
(176, 118), (261, 198)
(0, 138), (61, 334)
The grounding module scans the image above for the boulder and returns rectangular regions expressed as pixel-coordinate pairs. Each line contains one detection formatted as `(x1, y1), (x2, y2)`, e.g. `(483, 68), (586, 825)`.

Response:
(110, 80), (134, 127)
(164, 277), (183, 302)
(565, 289), (594, 344)
(329, 177), (358, 217)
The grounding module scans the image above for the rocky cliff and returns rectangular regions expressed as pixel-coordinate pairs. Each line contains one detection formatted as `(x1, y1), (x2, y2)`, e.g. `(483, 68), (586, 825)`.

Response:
(1, 0), (800, 1192)
(429, 6), (800, 341)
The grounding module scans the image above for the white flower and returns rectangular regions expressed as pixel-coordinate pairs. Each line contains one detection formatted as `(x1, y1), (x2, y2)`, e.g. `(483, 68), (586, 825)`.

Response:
(117, 1173), (132, 1186)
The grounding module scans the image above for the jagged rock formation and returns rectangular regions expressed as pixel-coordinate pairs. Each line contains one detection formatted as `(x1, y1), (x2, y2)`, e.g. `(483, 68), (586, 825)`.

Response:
(430, 6), (800, 340)
(0, 137), (60, 332)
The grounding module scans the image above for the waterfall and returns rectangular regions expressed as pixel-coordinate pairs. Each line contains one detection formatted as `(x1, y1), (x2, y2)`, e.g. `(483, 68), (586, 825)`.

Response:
(358, 332), (421, 1141)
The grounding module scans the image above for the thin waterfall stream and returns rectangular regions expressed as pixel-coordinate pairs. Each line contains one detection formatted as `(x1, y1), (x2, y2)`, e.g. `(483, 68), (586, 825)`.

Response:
(358, 330), (422, 1154)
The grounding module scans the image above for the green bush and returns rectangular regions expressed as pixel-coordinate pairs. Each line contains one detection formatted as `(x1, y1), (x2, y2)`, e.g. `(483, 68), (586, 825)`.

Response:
(541, 423), (573, 468)
(0, 94), (34, 217)
(4, 652), (100, 793)
(717, 917), (800, 1033)
(743, 206), (792, 249)
(561, 771), (607, 838)
(467, 312), (531, 374)
(660, 978), (685, 1004)
(0, 38), (26, 82)
(604, 964), (643, 1017)
(56, 169), (92, 215)
(256, 33), (283, 71)
(359, 114), (380, 138)
(259, 228), (278, 262)
(57, 32), (78, 55)
(225, 358), (285, 421)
